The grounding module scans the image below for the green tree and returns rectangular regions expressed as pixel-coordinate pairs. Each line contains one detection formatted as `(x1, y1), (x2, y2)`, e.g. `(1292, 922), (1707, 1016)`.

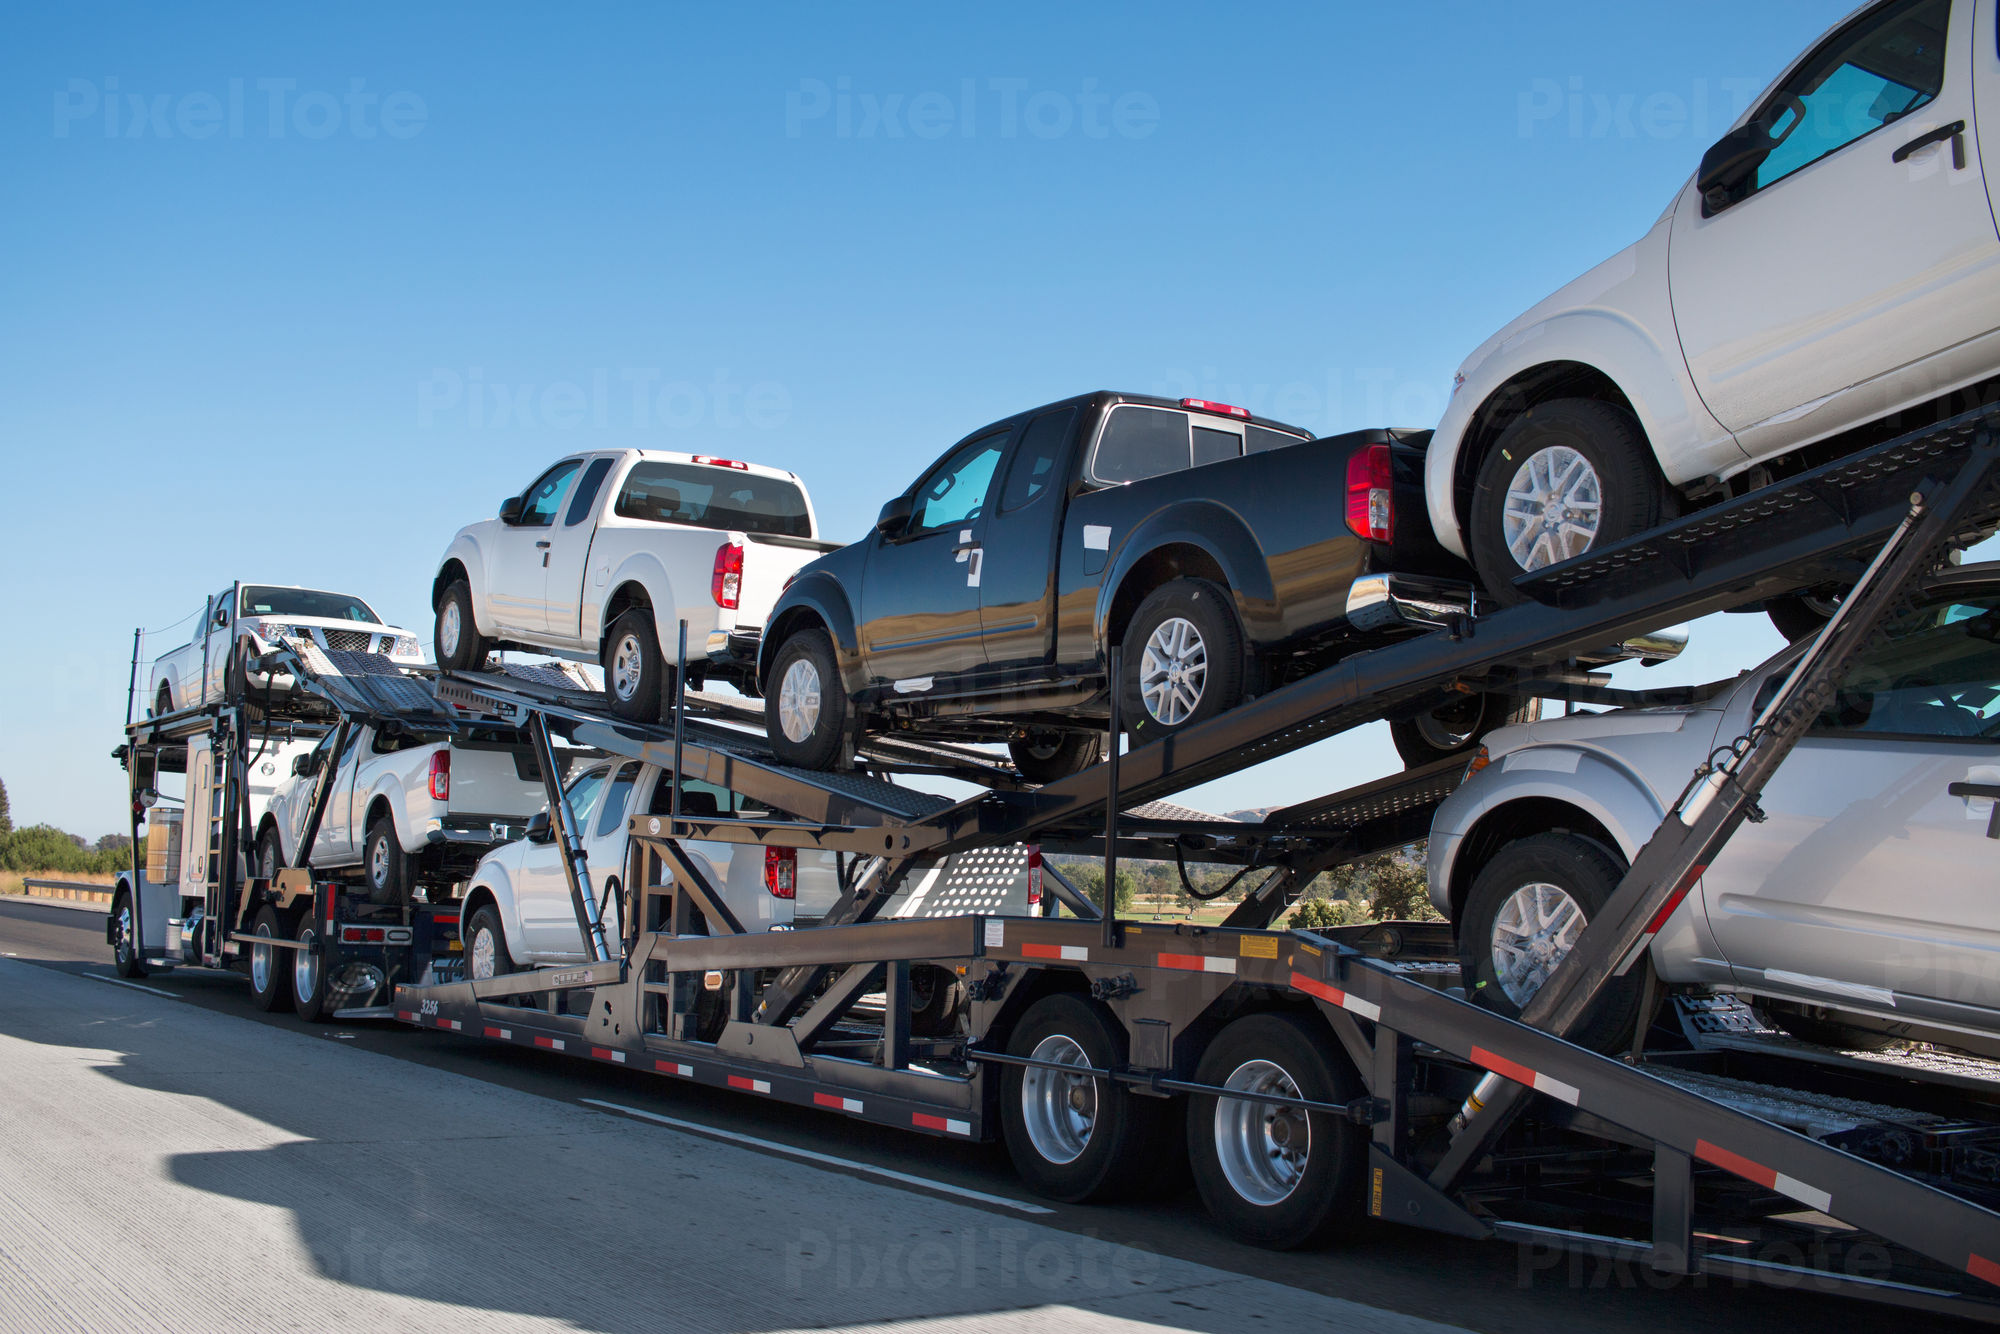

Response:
(1065, 862), (1137, 915)
(0, 777), (11, 835)
(1289, 845), (1438, 928)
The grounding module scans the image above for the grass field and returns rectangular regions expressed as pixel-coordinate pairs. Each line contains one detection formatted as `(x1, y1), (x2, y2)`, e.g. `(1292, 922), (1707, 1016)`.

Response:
(0, 870), (119, 896)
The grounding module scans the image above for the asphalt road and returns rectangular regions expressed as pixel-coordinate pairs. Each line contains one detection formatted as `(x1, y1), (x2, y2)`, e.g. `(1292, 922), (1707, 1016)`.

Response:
(0, 897), (1966, 1333)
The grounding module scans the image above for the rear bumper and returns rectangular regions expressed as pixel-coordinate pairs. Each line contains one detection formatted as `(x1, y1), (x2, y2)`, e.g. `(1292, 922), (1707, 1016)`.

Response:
(1344, 573), (1475, 633)
(705, 629), (763, 671)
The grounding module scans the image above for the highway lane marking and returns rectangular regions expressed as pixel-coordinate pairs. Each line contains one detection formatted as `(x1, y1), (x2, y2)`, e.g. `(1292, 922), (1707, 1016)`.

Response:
(580, 1098), (1055, 1215)
(83, 973), (180, 999)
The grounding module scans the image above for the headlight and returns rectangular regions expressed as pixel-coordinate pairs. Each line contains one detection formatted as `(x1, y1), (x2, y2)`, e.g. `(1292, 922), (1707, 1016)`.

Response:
(256, 622), (293, 644)
(393, 636), (421, 657)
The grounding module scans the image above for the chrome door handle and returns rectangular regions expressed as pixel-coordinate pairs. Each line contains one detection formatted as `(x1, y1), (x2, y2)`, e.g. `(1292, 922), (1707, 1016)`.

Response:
(1893, 119), (1965, 168)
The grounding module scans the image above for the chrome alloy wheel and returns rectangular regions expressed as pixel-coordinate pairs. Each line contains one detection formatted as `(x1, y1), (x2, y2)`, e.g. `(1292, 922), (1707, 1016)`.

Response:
(1020, 1034), (1097, 1165)
(439, 599), (462, 659)
(1501, 445), (1602, 572)
(1213, 1059), (1310, 1206)
(369, 835), (391, 890)
(293, 926), (321, 1004)
(1139, 617), (1208, 726)
(469, 922), (499, 981)
(1490, 881), (1586, 1007)
(610, 632), (646, 702)
(250, 918), (276, 995)
(778, 658), (822, 744)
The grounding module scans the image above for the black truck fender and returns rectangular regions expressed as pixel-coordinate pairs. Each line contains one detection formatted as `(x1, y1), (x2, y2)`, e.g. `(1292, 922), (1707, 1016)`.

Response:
(759, 574), (864, 695)
(1090, 500), (1278, 661)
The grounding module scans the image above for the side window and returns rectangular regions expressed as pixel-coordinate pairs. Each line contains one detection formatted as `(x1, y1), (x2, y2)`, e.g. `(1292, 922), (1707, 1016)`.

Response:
(564, 457), (616, 528)
(647, 773), (734, 817)
(519, 460), (583, 529)
(1245, 424), (1305, 456)
(1752, 0), (1950, 193)
(910, 432), (1006, 535)
(1000, 408), (1075, 512)
(1091, 406), (1190, 484)
(563, 766), (609, 822)
(595, 763), (640, 838)
(1816, 590), (2000, 738)
(1192, 425), (1241, 468)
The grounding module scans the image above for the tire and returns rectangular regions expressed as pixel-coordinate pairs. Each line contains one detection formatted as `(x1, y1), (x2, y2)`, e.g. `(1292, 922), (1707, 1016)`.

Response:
(1187, 1012), (1366, 1249)
(1000, 993), (1162, 1203)
(434, 577), (491, 673)
(249, 904), (292, 1013)
(1759, 1001), (1902, 1052)
(1389, 693), (1541, 768)
(1468, 399), (1668, 605)
(602, 608), (670, 724)
(363, 815), (409, 907)
(111, 888), (147, 978)
(291, 919), (330, 1021)
(465, 905), (516, 982)
(1457, 831), (1644, 1054)
(765, 627), (850, 771)
(1008, 730), (1103, 785)
(1766, 587), (1845, 643)
(1119, 579), (1246, 743)
(255, 826), (284, 882)
(909, 964), (965, 1038)
(154, 683), (173, 718)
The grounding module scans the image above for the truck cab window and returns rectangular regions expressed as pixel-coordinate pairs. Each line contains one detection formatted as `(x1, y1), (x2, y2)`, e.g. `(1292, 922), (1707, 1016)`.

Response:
(563, 765), (609, 823)
(1192, 425), (1240, 468)
(519, 460), (583, 528)
(911, 433), (1005, 534)
(1816, 590), (2000, 737)
(1091, 406), (1190, 484)
(1245, 424), (1306, 455)
(564, 457), (617, 528)
(1000, 408), (1075, 512)
(595, 763), (641, 838)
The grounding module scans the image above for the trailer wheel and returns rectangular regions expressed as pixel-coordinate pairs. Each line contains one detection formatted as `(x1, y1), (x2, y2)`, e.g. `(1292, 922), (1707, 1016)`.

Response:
(435, 578), (490, 673)
(292, 921), (330, 1022)
(255, 826), (284, 881)
(249, 905), (293, 1012)
(111, 888), (147, 978)
(1000, 994), (1161, 1203)
(765, 627), (850, 771)
(465, 906), (515, 981)
(909, 964), (965, 1037)
(1187, 1012), (1365, 1249)
(1389, 693), (1541, 768)
(603, 609), (670, 723)
(1007, 730), (1103, 785)
(1120, 579), (1245, 743)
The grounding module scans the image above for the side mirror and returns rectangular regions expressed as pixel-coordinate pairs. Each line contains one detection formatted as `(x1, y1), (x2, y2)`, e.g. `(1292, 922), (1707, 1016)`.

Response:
(875, 494), (915, 538)
(291, 753), (312, 777)
(525, 811), (555, 844)
(499, 495), (526, 524)
(1695, 121), (1773, 216)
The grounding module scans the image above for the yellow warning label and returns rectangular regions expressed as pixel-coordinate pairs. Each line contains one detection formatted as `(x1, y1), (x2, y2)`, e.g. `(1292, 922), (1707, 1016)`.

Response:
(1370, 1167), (1384, 1216)
(1239, 935), (1279, 959)
(1298, 941), (1321, 957)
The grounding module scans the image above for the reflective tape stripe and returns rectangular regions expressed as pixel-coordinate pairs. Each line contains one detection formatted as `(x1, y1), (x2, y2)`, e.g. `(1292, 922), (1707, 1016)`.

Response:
(913, 1112), (971, 1135)
(590, 1046), (627, 1064)
(533, 1036), (566, 1051)
(1694, 1139), (1832, 1213)
(1288, 971), (1382, 1022)
(483, 1025), (512, 1040)
(727, 1075), (771, 1094)
(1470, 1046), (1581, 1106)
(1158, 952), (1236, 975)
(1021, 942), (1089, 962)
(434, 1017), (462, 1031)
(814, 1092), (864, 1113)
(1969, 1253), (2000, 1287)
(655, 1060), (693, 1078)
(396, 1010), (417, 1023)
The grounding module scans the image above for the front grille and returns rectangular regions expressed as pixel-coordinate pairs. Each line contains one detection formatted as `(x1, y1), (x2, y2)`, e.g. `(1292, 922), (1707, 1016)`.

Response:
(323, 629), (375, 653)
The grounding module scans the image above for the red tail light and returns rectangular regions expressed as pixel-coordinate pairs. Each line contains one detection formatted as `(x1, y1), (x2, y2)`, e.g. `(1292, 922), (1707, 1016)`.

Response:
(765, 847), (797, 898)
(1181, 398), (1251, 419)
(1026, 845), (1043, 910)
(711, 540), (745, 610)
(693, 455), (750, 471)
(1345, 443), (1393, 543)
(428, 750), (450, 801)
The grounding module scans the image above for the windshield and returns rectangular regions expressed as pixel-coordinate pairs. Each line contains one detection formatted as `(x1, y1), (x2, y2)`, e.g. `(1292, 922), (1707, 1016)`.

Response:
(613, 462), (812, 539)
(239, 586), (383, 624)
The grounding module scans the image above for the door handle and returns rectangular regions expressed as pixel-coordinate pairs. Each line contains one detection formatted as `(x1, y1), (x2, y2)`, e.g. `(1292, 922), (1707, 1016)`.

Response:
(535, 540), (552, 549)
(1947, 780), (2000, 838)
(1893, 119), (1966, 169)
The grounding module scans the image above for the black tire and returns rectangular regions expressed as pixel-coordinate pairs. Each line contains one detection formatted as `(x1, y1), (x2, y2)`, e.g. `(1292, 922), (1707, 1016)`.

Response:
(248, 904), (292, 1013)
(909, 964), (965, 1038)
(1000, 993), (1163, 1203)
(764, 627), (850, 771)
(1759, 1001), (1902, 1052)
(154, 683), (173, 718)
(1389, 693), (1542, 768)
(291, 917), (330, 1021)
(1008, 730), (1103, 784)
(1766, 587), (1845, 643)
(1187, 1012), (1366, 1249)
(255, 826), (284, 882)
(1468, 399), (1668, 605)
(465, 905), (516, 982)
(434, 577), (491, 673)
(363, 814), (410, 907)
(1457, 831), (1644, 1054)
(1119, 579), (1246, 743)
(111, 888), (147, 978)
(602, 608), (671, 723)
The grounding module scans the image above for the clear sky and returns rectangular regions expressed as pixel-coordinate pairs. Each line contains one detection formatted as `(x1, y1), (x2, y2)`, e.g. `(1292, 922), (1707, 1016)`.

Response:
(1, 1), (1868, 837)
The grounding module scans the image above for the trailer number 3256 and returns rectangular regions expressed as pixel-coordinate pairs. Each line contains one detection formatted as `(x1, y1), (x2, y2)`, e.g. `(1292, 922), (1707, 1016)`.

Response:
(420, 999), (440, 1016)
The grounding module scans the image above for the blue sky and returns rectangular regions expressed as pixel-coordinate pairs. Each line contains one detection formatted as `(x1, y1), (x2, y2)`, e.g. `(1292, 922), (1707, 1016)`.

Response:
(1, 1), (1866, 836)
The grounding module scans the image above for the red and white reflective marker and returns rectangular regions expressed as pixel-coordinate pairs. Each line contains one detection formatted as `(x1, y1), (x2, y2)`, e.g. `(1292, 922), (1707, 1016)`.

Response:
(432, 1017), (462, 1032)
(655, 1059), (694, 1078)
(1694, 1138), (1832, 1213)
(533, 1035), (566, 1052)
(1158, 952), (1236, 975)
(590, 1046), (628, 1064)
(728, 1075), (771, 1094)
(814, 1092), (864, 1114)
(1021, 942), (1088, 962)
(913, 1112), (972, 1136)
(1470, 1046), (1581, 1107)
(483, 1025), (512, 1040)
(1289, 971), (1383, 1022)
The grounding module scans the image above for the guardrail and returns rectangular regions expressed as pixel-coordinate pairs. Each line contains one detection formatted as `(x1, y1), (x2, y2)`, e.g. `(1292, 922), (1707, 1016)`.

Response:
(20, 879), (116, 904)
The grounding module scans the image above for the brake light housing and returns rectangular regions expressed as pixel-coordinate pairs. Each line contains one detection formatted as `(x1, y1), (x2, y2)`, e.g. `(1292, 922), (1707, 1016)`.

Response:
(428, 750), (450, 801)
(712, 540), (745, 610)
(1026, 846), (1043, 911)
(1345, 443), (1393, 543)
(1181, 398), (1251, 420)
(765, 847), (797, 899)
(693, 455), (750, 471)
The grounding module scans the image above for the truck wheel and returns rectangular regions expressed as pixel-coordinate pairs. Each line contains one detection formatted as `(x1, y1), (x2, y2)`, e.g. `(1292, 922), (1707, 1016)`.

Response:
(434, 578), (491, 673)
(1187, 1012), (1365, 1249)
(1468, 399), (1667, 604)
(363, 815), (410, 907)
(291, 919), (330, 1021)
(603, 609), (671, 723)
(765, 628), (850, 770)
(1389, 693), (1541, 768)
(154, 683), (173, 718)
(465, 905), (516, 981)
(1120, 579), (1245, 742)
(1458, 832), (1643, 1054)
(1000, 993), (1161, 1203)
(1008, 730), (1103, 784)
(249, 905), (293, 1013)
(909, 964), (965, 1037)
(111, 888), (148, 978)
(256, 826), (284, 881)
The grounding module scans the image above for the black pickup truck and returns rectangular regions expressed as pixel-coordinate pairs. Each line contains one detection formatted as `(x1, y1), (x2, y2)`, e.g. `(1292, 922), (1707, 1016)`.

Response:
(757, 391), (1514, 781)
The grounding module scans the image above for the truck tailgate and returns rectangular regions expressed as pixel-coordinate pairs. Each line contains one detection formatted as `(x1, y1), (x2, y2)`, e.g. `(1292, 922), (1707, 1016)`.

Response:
(737, 536), (825, 630)
(446, 741), (548, 819)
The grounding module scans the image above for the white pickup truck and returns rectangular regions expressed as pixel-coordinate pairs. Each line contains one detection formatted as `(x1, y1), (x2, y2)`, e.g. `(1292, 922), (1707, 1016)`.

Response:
(433, 451), (837, 720)
(150, 583), (425, 715)
(257, 722), (554, 904)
